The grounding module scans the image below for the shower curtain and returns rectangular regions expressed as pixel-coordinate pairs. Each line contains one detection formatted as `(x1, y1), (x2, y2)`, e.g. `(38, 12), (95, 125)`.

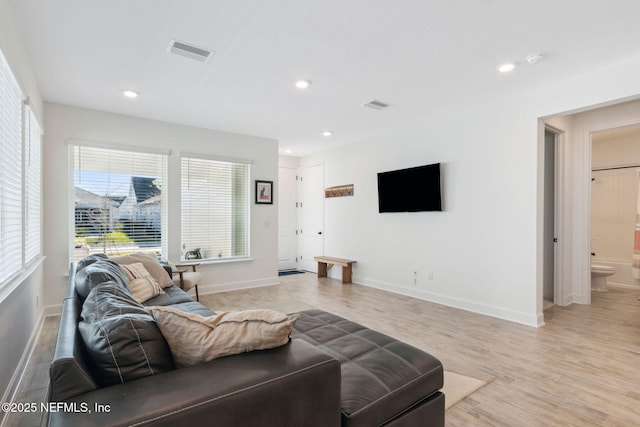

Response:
(633, 170), (640, 280)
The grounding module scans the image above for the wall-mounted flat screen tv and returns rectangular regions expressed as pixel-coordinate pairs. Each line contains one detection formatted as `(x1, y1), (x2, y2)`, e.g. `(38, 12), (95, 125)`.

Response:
(377, 163), (442, 212)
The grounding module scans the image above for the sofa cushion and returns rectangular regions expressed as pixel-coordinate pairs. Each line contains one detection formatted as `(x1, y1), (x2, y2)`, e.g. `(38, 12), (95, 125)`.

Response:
(142, 285), (195, 307)
(110, 252), (173, 288)
(165, 300), (216, 317)
(79, 281), (174, 386)
(292, 309), (444, 427)
(75, 258), (129, 300)
(147, 306), (299, 367)
(119, 262), (165, 303)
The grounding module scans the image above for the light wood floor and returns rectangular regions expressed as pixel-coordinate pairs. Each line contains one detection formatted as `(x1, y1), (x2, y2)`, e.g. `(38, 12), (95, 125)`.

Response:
(6, 273), (640, 426)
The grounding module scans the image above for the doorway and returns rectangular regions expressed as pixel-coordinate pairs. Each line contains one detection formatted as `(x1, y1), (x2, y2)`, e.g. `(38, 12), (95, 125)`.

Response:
(299, 163), (324, 272)
(541, 97), (640, 317)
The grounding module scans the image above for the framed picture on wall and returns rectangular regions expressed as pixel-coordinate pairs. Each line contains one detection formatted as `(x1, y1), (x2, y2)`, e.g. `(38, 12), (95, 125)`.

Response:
(255, 180), (273, 204)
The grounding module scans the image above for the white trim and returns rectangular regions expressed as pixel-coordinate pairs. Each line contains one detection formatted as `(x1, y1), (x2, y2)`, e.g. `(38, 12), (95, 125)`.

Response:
(43, 304), (63, 317)
(66, 138), (171, 155)
(553, 129), (568, 305)
(179, 151), (254, 165)
(356, 275), (542, 327)
(0, 256), (45, 304)
(172, 256), (254, 266)
(202, 277), (279, 294)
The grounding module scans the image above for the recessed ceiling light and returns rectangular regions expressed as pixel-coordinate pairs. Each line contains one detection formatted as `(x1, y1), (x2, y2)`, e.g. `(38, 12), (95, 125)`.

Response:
(295, 79), (311, 89)
(285, 149), (292, 154)
(123, 90), (139, 99)
(497, 62), (516, 73)
(322, 130), (333, 137)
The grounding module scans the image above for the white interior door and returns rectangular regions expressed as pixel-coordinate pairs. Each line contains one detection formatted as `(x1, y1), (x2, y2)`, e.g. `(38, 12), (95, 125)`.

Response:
(299, 164), (324, 272)
(278, 166), (298, 271)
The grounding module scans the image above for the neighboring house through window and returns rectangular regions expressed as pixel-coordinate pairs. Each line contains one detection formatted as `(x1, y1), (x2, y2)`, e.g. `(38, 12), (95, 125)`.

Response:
(70, 143), (167, 261)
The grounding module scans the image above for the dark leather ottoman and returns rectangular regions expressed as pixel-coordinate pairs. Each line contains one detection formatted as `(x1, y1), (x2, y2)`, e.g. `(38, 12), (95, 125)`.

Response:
(292, 310), (444, 427)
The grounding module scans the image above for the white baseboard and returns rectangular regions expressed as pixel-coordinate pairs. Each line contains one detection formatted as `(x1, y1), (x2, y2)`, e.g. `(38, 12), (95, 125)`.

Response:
(201, 277), (280, 294)
(354, 275), (541, 328)
(43, 304), (62, 317)
(0, 310), (46, 427)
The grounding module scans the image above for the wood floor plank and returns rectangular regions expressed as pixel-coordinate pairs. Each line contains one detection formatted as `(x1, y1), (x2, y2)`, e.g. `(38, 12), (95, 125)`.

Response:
(5, 273), (640, 426)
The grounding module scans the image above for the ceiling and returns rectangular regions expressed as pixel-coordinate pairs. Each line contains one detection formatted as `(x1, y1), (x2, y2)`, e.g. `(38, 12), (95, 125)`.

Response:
(10, 0), (640, 157)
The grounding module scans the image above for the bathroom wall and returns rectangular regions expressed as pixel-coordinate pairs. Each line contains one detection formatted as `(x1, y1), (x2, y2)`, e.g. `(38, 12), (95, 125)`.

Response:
(591, 126), (640, 288)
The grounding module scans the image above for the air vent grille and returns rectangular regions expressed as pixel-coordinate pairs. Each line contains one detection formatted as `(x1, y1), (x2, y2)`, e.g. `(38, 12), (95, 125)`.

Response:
(168, 40), (214, 63)
(363, 99), (390, 110)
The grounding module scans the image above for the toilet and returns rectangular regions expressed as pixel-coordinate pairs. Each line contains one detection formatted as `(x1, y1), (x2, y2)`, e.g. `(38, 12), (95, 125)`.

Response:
(591, 264), (615, 291)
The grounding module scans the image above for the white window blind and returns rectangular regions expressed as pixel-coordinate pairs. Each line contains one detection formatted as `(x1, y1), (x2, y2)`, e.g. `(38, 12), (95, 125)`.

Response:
(71, 144), (167, 262)
(24, 106), (42, 263)
(0, 50), (24, 284)
(181, 156), (250, 261)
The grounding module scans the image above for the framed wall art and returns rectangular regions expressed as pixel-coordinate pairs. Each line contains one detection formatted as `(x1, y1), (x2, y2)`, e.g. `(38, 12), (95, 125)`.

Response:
(255, 180), (273, 204)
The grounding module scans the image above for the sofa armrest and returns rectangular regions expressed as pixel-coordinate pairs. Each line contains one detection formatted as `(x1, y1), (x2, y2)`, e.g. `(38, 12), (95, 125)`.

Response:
(48, 338), (341, 427)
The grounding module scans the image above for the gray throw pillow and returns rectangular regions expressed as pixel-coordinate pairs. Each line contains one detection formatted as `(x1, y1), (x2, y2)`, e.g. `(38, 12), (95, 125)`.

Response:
(79, 281), (174, 387)
(76, 253), (109, 271)
(75, 258), (130, 300)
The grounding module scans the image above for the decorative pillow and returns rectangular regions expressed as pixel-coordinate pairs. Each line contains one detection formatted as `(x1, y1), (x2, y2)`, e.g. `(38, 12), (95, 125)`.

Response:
(79, 282), (174, 386)
(110, 253), (173, 288)
(75, 258), (130, 300)
(119, 263), (165, 303)
(147, 306), (300, 368)
(76, 253), (109, 271)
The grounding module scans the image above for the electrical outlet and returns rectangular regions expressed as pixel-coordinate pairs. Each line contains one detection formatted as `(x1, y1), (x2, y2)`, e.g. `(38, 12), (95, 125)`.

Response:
(413, 271), (418, 285)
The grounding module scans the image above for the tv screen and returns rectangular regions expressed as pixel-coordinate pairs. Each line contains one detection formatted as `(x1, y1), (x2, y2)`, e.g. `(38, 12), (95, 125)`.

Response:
(377, 163), (442, 212)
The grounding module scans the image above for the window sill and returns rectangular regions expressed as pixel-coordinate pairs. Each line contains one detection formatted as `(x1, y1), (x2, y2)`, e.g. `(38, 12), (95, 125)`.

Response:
(174, 256), (253, 266)
(0, 255), (46, 304)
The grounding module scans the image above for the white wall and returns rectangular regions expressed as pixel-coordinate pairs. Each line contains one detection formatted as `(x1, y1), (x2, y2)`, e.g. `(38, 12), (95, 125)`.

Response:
(591, 168), (637, 263)
(0, 0), (45, 409)
(303, 57), (640, 327)
(592, 129), (640, 168)
(43, 103), (280, 311)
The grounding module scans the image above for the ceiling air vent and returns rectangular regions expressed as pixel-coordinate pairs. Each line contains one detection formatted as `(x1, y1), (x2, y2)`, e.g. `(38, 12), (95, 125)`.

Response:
(363, 99), (390, 110)
(168, 40), (214, 63)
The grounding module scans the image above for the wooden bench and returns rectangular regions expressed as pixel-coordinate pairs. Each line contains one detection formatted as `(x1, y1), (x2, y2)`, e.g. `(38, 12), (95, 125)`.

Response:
(314, 256), (357, 284)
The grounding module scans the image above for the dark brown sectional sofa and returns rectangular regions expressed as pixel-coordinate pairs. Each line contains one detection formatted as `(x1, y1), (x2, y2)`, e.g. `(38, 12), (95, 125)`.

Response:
(47, 255), (444, 426)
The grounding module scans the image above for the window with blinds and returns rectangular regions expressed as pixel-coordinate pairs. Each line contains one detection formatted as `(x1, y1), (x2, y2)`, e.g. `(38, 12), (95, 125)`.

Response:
(181, 155), (250, 261)
(71, 144), (167, 262)
(0, 49), (24, 285)
(25, 106), (42, 263)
